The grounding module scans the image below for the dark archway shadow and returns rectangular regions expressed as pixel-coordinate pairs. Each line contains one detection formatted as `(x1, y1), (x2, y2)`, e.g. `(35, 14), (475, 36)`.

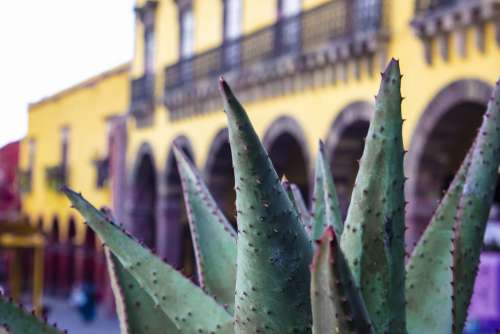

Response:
(264, 117), (310, 202)
(325, 101), (372, 219)
(130, 145), (157, 250)
(329, 120), (370, 218)
(205, 128), (236, 226)
(406, 79), (492, 247)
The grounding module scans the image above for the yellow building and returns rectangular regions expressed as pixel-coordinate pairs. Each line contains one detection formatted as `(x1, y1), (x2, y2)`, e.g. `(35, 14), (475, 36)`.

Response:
(19, 0), (500, 301)
(126, 0), (500, 264)
(18, 63), (130, 294)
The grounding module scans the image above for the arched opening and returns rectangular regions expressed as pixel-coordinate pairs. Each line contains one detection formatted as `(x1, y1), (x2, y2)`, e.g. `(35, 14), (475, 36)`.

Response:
(264, 117), (310, 202)
(46, 216), (60, 295)
(325, 102), (371, 218)
(406, 80), (493, 246)
(159, 137), (197, 283)
(130, 146), (157, 250)
(417, 102), (483, 209)
(205, 129), (236, 226)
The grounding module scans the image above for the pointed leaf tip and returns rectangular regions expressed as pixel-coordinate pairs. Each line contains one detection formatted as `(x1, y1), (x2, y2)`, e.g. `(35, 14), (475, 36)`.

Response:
(221, 78), (313, 333)
(384, 58), (400, 73)
(318, 139), (325, 152)
(218, 76), (232, 100)
(312, 143), (342, 240)
(341, 58), (406, 332)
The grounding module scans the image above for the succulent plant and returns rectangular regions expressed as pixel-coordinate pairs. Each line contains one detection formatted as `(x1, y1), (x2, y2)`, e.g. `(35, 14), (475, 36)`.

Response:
(1, 60), (499, 334)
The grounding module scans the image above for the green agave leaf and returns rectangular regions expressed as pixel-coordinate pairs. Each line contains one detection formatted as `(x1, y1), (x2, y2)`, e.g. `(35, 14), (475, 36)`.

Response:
(311, 226), (373, 334)
(62, 187), (233, 334)
(282, 177), (312, 237)
(452, 80), (500, 334)
(0, 295), (64, 334)
(219, 77), (313, 333)
(406, 151), (472, 334)
(340, 59), (406, 333)
(105, 248), (181, 334)
(174, 146), (237, 312)
(311, 140), (343, 240)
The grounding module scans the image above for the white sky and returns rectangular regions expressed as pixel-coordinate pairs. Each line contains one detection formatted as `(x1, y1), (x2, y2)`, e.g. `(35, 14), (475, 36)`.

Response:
(0, 0), (135, 148)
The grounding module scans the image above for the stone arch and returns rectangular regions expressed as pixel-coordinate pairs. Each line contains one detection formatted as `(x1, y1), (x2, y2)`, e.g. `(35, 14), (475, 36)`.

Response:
(325, 101), (372, 218)
(129, 143), (158, 250)
(204, 128), (236, 225)
(263, 116), (311, 201)
(158, 136), (197, 282)
(405, 79), (493, 247)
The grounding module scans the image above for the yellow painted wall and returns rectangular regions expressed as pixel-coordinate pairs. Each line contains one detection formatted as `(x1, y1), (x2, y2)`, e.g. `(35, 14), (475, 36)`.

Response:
(127, 0), (500, 180)
(19, 63), (130, 244)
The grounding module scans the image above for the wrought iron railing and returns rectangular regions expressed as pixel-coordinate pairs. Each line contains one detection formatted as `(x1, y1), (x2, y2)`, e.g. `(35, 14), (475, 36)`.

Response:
(45, 165), (67, 191)
(165, 0), (386, 91)
(130, 74), (155, 117)
(414, 0), (464, 14)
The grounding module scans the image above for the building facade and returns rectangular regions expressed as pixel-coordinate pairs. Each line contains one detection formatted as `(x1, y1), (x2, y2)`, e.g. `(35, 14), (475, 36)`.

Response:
(18, 63), (130, 297)
(126, 0), (499, 267)
(19, 0), (500, 328)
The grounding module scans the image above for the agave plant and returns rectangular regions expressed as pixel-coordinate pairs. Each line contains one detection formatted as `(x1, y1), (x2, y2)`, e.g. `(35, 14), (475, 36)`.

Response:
(1, 60), (499, 334)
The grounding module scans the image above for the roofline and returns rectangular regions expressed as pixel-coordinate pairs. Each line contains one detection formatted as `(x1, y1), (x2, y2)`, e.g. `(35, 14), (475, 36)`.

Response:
(28, 62), (131, 110)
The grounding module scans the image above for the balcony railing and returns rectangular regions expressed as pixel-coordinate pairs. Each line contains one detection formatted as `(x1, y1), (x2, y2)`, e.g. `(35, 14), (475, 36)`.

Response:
(94, 157), (110, 189)
(165, 0), (386, 91)
(45, 165), (67, 191)
(415, 0), (462, 14)
(130, 74), (155, 120)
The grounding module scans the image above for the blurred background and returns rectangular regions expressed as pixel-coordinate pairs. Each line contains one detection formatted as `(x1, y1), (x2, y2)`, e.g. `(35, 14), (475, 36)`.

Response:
(0, 0), (499, 333)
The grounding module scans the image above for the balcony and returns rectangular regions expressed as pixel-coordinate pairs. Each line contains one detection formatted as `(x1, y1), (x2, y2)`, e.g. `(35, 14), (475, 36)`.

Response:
(18, 169), (32, 194)
(94, 157), (110, 189)
(412, 0), (499, 64)
(130, 74), (155, 125)
(415, 0), (461, 13)
(45, 165), (67, 191)
(164, 0), (390, 120)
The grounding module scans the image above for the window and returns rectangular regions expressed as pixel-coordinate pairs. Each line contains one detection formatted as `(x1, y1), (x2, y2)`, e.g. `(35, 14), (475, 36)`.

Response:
(280, 0), (301, 18)
(136, 2), (158, 76)
(356, 0), (381, 31)
(144, 26), (155, 75)
(28, 139), (36, 170)
(278, 0), (301, 54)
(180, 8), (195, 59)
(224, 0), (242, 40)
(179, 6), (195, 82)
(223, 0), (242, 70)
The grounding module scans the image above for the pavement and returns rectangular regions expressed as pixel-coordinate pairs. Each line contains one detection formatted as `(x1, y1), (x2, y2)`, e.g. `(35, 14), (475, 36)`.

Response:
(43, 297), (120, 334)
